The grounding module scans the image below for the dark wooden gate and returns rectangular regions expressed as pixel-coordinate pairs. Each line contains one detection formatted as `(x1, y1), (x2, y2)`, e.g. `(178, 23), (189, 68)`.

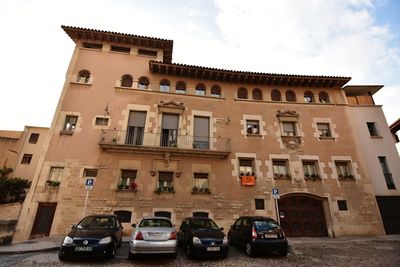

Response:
(376, 196), (400, 234)
(278, 195), (328, 237)
(30, 203), (57, 239)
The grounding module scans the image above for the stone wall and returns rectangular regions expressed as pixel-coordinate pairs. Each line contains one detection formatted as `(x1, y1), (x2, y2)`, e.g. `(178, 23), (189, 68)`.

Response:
(0, 202), (21, 245)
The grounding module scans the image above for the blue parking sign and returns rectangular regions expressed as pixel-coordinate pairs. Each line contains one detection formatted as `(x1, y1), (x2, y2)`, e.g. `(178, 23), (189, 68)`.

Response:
(272, 188), (280, 199)
(85, 178), (94, 190)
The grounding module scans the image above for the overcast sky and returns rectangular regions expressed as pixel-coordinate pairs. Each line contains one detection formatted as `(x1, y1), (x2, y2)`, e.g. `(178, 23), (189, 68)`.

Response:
(0, 0), (399, 131)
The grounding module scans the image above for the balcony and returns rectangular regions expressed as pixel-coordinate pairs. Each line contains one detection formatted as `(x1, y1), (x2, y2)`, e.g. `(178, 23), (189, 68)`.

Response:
(99, 130), (231, 159)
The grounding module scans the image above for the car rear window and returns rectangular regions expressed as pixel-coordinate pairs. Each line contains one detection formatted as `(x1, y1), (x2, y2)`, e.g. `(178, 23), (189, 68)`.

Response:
(77, 216), (115, 229)
(189, 218), (219, 230)
(253, 220), (280, 232)
(139, 219), (172, 228)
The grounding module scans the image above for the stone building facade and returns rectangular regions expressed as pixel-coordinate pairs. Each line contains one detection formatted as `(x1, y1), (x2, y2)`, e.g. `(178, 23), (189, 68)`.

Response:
(14, 26), (386, 241)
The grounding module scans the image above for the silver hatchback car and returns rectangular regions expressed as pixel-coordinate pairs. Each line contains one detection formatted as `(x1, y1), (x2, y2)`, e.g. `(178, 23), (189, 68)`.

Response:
(129, 216), (178, 260)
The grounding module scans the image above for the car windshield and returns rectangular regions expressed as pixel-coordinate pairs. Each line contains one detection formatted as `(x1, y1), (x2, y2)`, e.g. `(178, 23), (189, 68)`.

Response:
(77, 216), (115, 229)
(254, 220), (280, 232)
(189, 218), (219, 230)
(139, 219), (173, 228)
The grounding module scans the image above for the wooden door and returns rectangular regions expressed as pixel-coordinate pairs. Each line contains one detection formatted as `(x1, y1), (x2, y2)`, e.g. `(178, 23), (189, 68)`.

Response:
(30, 203), (57, 239)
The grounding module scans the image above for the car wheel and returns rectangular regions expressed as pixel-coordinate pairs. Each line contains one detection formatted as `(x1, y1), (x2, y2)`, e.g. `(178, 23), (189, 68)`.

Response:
(107, 242), (117, 259)
(245, 241), (254, 257)
(186, 243), (193, 258)
(279, 247), (288, 257)
(128, 252), (135, 260)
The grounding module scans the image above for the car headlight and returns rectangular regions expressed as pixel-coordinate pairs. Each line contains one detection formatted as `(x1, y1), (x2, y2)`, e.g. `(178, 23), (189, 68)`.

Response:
(223, 236), (228, 244)
(192, 236), (202, 245)
(62, 236), (73, 245)
(99, 236), (112, 244)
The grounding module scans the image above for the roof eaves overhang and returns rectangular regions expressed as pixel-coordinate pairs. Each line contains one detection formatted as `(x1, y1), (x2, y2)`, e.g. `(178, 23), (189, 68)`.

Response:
(343, 85), (384, 95)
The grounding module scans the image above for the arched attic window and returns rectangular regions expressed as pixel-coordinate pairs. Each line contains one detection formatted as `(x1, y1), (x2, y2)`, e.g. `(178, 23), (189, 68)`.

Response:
(237, 87), (248, 99)
(286, 90), (296, 102)
(319, 91), (330, 103)
(271, 89), (282, 101)
(176, 81), (186, 94)
(196, 83), (206, 96)
(304, 91), (315, 103)
(121, 74), (133, 87)
(138, 76), (149, 89)
(252, 88), (263, 100)
(210, 85), (221, 97)
(160, 79), (170, 92)
(154, 211), (171, 219)
(77, 70), (90, 83)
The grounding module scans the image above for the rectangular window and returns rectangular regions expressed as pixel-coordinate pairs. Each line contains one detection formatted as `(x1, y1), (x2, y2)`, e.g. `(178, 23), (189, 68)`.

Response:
(119, 170), (137, 189)
(158, 171), (174, 192)
(82, 42), (103, 50)
(246, 120), (260, 134)
(48, 167), (64, 182)
(272, 160), (289, 178)
(255, 199), (265, 210)
(21, 154), (32, 164)
(28, 133), (40, 144)
(193, 116), (209, 149)
(193, 173), (209, 192)
(303, 161), (319, 179)
(337, 200), (348, 211)
(111, 45), (130, 53)
(335, 161), (353, 179)
(63, 115), (78, 132)
(282, 122), (296, 136)
(126, 111), (146, 145)
(138, 49), (157, 57)
(161, 114), (178, 147)
(317, 123), (331, 138)
(378, 156), (396, 190)
(239, 158), (254, 176)
(114, 210), (132, 223)
(84, 169), (98, 178)
(367, 122), (380, 137)
(95, 117), (109, 126)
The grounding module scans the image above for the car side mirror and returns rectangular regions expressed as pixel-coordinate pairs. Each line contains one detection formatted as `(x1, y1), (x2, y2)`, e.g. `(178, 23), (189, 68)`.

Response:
(220, 227), (224, 231)
(131, 224), (136, 228)
(70, 224), (76, 230)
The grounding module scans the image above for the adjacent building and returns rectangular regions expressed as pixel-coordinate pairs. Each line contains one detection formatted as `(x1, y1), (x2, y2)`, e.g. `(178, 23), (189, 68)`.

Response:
(14, 26), (393, 241)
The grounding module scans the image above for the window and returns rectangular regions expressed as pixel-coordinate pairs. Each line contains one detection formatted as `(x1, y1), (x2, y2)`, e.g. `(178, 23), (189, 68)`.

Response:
(282, 122), (296, 136)
(237, 87), (248, 99)
(48, 167), (64, 182)
(194, 116), (209, 149)
(138, 76), (149, 89)
(239, 159), (254, 176)
(121, 75), (133, 87)
(95, 117), (109, 126)
(161, 113), (178, 147)
(319, 91), (330, 103)
(303, 161), (320, 179)
(337, 200), (348, 211)
(271, 90), (281, 101)
(378, 156), (396, 190)
(28, 133), (39, 144)
(160, 80), (170, 92)
(211, 85), (221, 97)
(252, 88), (262, 100)
(255, 199), (265, 210)
(304, 91), (315, 103)
(138, 49), (157, 57)
(63, 115), (78, 132)
(114, 210), (132, 223)
(21, 154), (32, 164)
(193, 173), (209, 192)
(176, 81), (186, 94)
(82, 42), (102, 50)
(193, 212), (209, 218)
(286, 90), (296, 102)
(317, 123), (331, 138)
(119, 169), (137, 189)
(126, 111), (146, 145)
(335, 161), (353, 179)
(157, 171), (174, 192)
(84, 169), (98, 178)
(77, 70), (90, 83)
(367, 122), (380, 137)
(111, 45), (130, 53)
(195, 83), (206, 96)
(246, 120), (260, 135)
(272, 160), (289, 178)
(154, 211), (171, 218)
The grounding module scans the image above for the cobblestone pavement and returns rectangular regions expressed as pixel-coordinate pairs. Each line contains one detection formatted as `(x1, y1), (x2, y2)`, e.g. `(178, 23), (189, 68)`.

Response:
(1, 239), (399, 267)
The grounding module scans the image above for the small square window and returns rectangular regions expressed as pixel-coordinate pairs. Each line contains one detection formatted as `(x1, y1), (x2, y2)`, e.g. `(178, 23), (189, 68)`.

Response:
(157, 171), (174, 192)
(255, 199), (265, 210)
(337, 200), (348, 211)
(63, 115), (78, 132)
(317, 123), (331, 138)
(95, 117), (109, 126)
(114, 210), (132, 223)
(29, 133), (40, 144)
(282, 122), (296, 136)
(111, 45), (130, 53)
(303, 161), (320, 179)
(21, 154), (32, 164)
(239, 158), (254, 176)
(119, 170), (137, 189)
(335, 161), (353, 179)
(82, 42), (103, 50)
(84, 169), (98, 178)
(193, 173), (209, 192)
(48, 167), (64, 182)
(246, 120), (260, 134)
(273, 160), (290, 178)
(138, 49), (157, 57)
(367, 122), (380, 137)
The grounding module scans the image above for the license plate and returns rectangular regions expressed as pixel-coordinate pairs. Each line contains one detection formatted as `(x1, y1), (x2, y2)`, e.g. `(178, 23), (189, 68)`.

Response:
(74, 246), (93, 251)
(265, 234), (278, 238)
(207, 246), (220, 251)
(148, 233), (163, 239)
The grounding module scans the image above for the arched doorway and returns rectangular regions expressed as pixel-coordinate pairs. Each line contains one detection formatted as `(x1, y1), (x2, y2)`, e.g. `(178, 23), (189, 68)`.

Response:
(278, 194), (328, 237)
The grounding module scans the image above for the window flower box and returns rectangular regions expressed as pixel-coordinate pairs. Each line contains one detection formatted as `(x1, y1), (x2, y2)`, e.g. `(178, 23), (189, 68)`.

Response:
(192, 186), (211, 194)
(46, 180), (60, 187)
(274, 173), (291, 179)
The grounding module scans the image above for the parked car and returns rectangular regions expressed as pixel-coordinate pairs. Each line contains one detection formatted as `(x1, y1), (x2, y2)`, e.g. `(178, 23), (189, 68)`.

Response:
(228, 216), (288, 257)
(129, 216), (178, 260)
(178, 217), (229, 258)
(58, 214), (123, 260)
